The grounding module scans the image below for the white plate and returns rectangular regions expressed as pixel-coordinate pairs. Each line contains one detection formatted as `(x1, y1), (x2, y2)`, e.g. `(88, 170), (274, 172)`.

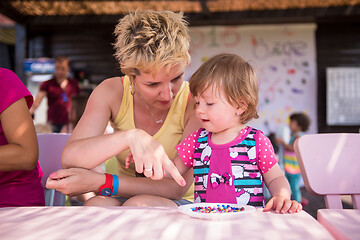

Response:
(178, 203), (256, 220)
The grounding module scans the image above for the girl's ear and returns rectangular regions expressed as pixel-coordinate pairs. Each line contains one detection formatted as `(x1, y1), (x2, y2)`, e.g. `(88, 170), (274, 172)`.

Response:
(237, 99), (248, 114)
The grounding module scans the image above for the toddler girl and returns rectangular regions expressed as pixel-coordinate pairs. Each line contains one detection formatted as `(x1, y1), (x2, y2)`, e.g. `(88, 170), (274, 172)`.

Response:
(174, 54), (302, 213)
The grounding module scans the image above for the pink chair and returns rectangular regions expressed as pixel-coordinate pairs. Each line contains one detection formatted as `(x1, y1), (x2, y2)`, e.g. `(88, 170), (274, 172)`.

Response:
(295, 133), (360, 240)
(37, 133), (70, 206)
(294, 133), (360, 209)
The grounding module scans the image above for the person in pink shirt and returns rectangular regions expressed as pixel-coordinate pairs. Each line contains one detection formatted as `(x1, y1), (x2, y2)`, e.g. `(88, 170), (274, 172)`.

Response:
(0, 68), (45, 207)
(172, 54), (302, 213)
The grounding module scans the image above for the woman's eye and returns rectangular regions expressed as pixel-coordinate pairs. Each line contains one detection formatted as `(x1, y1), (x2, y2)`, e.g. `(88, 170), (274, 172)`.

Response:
(171, 77), (180, 83)
(171, 73), (183, 83)
(206, 103), (214, 106)
(148, 83), (159, 87)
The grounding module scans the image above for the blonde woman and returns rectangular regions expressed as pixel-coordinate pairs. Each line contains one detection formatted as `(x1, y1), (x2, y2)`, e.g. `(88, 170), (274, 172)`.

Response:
(47, 10), (200, 207)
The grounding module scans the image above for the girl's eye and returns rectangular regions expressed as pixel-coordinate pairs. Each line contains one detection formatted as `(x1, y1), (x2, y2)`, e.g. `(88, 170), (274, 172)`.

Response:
(194, 102), (199, 109)
(206, 103), (214, 106)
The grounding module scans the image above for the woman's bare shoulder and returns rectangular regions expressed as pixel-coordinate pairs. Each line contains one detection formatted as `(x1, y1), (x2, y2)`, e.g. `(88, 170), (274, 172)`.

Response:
(92, 76), (123, 100)
(88, 76), (124, 119)
(97, 76), (123, 91)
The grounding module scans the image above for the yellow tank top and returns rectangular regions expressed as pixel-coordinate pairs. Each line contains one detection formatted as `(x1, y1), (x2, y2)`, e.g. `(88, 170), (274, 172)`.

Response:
(111, 75), (194, 202)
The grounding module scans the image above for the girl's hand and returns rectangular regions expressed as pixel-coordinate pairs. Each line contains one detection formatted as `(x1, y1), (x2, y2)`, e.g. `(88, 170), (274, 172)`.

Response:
(125, 152), (134, 169)
(263, 196), (302, 214)
(46, 168), (104, 196)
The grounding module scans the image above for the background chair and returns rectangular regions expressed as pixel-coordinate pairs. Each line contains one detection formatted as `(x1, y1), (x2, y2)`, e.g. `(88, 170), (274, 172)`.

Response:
(294, 133), (360, 209)
(37, 133), (70, 206)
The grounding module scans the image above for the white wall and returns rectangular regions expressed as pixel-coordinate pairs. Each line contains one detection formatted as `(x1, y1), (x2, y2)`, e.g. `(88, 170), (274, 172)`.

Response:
(185, 24), (318, 135)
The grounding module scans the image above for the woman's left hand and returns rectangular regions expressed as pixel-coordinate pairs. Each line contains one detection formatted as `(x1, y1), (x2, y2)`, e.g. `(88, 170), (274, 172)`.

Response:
(46, 168), (105, 196)
(263, 196), (302, 214)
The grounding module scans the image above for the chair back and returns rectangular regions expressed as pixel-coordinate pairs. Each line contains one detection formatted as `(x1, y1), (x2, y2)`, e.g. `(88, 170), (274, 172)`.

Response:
(294, 133), (360, 209)
(37, 133), (70, 206)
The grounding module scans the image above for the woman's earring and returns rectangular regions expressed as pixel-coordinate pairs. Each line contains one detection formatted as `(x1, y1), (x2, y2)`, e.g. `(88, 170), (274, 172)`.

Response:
(130, 82), (135, 95)
(236, 112), (240, 116)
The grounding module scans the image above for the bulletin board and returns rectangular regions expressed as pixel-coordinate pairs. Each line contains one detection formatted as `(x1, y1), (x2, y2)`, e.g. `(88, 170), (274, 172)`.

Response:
(326, 67), (360, 126)
(185, 24), (318, 135)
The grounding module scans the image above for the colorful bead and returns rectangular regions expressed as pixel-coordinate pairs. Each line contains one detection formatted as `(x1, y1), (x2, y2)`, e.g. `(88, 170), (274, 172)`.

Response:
(191, 204), (245, 213)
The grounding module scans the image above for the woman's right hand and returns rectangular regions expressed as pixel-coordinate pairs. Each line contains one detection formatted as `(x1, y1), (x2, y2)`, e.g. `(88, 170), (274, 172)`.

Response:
(126, 129), (186, 186)
(46, 168), (104, 196)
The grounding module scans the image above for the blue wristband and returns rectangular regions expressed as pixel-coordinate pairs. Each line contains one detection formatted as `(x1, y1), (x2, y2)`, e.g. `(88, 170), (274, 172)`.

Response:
(111, 174), (119, 196)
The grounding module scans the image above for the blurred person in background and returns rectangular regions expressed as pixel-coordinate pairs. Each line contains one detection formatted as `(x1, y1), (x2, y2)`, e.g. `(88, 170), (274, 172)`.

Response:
(277, 112), (311, 205)
(30, 55), (80, 133)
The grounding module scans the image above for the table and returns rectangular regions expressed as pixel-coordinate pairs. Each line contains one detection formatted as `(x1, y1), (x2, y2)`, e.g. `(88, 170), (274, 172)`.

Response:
(317, 209), (360, 240)
(0, 207), (333, 240)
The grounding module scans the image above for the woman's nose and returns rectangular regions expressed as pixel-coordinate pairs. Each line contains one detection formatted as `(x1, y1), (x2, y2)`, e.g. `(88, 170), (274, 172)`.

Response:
(160, 83), (173, 100)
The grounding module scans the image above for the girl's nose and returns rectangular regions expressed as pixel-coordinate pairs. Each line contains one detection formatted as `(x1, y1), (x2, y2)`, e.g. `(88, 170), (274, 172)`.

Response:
(196, 103), (204, 114)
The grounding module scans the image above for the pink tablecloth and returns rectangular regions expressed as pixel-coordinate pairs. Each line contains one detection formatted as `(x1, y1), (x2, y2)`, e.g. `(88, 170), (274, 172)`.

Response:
(0, 207), (333, 240)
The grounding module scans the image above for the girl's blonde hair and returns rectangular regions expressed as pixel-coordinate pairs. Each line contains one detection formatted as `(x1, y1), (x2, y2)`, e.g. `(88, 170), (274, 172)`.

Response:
(189, 53), (259, 124)
(113, 10), (190, 77)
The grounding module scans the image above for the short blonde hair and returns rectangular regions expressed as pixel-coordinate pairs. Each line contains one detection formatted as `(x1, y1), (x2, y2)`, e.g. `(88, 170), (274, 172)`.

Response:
(113, 10), (190, 77)
(189, 53), (259, 124)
